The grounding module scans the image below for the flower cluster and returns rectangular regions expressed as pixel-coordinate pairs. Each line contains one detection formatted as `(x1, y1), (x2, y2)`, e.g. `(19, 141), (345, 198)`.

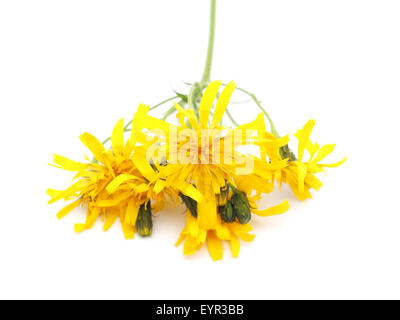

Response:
(48, 81), (345, 260)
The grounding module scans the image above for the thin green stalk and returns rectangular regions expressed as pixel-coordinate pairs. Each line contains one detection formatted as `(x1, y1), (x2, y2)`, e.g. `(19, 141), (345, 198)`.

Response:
(225, 109), (239, 126)
(234, 86), (280, 138)
(149, 95), (179, 111)
(200, 0), (216, 85)
(162, 105), (177, 121)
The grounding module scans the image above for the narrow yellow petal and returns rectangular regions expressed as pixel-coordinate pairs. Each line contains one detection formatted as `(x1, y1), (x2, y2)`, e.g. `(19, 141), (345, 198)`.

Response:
(295, 120), (316, 162)
(51, 155), (88, 171)
(174, 103), (200, 132)
(141, 114), (179, 137)
(229, 223), (255, 242)
(199, 80), (222, 129)
(229, 236), (240, 258)
(320, 156), (347, 168)
(132, 151), (157, 182)
(46, 188), (63, 199)
(206, 230), (223, 261)
(197, 181), (217, 229)
(175, 232), (186, 247)
(153, 178), (167, 194)
(210, 81), (236, 129)
(97, 194), (130, 207)
(56, 199), (82, 219)
(111, 118), (125, 155)
(183, 236), (199, 256)
(313, 144), (335, 163)
(121, 223), (135, 239)
(103, 211), (119, 231)
(252, 200), (290, 217)
(79, 132), (106, 163)
(74, 208), (101, 233)
(131, 104), (150, 145)
(106, 174), (138, 194)
(305, 173), (323, 191)
(296, 163), (308, 193)
(124, 200), (140, 226)
(47, 180), (89, 204)
(177, 181), (203, 203)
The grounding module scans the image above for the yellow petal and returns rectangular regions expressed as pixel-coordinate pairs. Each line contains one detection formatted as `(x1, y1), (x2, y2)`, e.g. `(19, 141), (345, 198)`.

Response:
(304, 173), (323, 191)
(295, 120), (316, 162)
(74, 207), (101, 233)
(106, 174), (138, 194)
(206, 230), (223, 261)
(133, 183), (151, 193)
(121, 223), (135, 239)
(229, 236), (240, 258)
(210, 81), (236, 129)
(51, 155), (88, 171)
(130, 104), (150, 145)
(183, 236), (199, 256)
(79, 132), (106, 163)
(177, 181), (203, 203)
(174, 103), (200, 132)
(312, 144), (335, 163)
(47, 180), (89, 204)
(132, 151), (157, 182)
(320, 156), (347, 168)
(175, 232), (186, 247)
(124, 200), (140, 226)
(111, 118), (125, 155)
(46, 188), (63, 199)
(142, 114), (179, 137)
(103, 211), (119, 231)
(196, 171), (217, 229)
(229, 223), (255, 242)
(199, 80), (222, 129)
(153, 178), (167, 194)
(296, 162), (308, 193)
(56, 199), (82, 219)
(97, 194), (130, 207)
(252, 200), (290, 217)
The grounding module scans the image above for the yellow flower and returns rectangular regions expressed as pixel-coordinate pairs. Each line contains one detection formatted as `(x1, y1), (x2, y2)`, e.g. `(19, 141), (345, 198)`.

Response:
(133, 81), (259, 229)
(261, 120), (346, 200)
(127, 80), (291, 260)
(47, 117), (180, 238)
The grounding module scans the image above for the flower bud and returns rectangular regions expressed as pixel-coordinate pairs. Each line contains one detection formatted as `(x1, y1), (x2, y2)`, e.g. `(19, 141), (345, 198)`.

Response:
(231, 191), (251, 224)
(219, 201), (235, 223)
(136, 201), (153, 237)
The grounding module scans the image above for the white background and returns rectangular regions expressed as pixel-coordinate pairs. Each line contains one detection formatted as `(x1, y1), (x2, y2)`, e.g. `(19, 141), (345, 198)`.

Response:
(1, 0), (399, 299)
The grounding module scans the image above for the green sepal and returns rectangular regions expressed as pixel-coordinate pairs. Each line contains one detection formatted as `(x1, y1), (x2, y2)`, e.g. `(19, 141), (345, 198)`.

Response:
(173, 90), (188, 103)
(179, 193), (198, 218)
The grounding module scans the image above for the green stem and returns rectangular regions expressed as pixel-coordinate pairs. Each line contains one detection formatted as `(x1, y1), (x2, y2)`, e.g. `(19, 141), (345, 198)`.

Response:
(200, 0), (216, 85)
(234, 87), (280, 138)
(225, 109), (239, 126)
(162, 105), (177, 121)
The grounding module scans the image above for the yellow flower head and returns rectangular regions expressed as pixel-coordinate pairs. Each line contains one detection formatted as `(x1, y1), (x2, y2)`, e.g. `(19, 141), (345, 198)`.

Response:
(132, 81), (289, 233)
(263, 120), (346, 200)
(47, 117), (176, 238)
